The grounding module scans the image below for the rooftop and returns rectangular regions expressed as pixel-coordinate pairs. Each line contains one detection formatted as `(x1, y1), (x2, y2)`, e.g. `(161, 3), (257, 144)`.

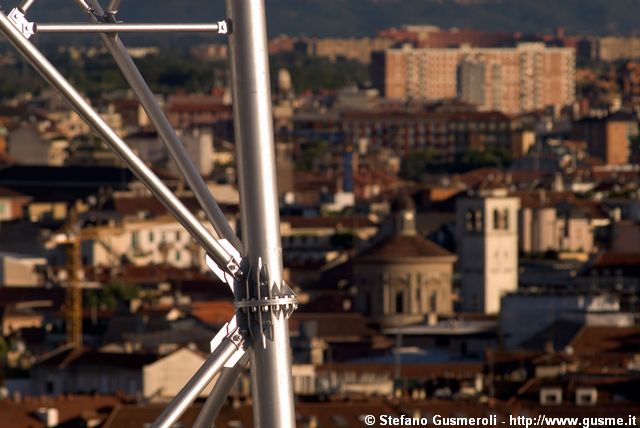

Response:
(356, 234), (455, 263)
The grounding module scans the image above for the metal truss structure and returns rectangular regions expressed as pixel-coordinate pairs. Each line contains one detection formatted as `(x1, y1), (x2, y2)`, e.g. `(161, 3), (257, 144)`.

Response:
(0, 1), (298, 427)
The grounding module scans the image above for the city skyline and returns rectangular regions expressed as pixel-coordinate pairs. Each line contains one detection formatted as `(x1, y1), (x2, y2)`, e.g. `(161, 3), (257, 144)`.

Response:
(1, 1), (640, 427)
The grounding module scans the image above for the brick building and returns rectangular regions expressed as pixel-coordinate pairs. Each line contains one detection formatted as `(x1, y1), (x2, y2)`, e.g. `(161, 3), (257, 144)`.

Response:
(572, 112), (639, 165)
(342, 110), (528, 159)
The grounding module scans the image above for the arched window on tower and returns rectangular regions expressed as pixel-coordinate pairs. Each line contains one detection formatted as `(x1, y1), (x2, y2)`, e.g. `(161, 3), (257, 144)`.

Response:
(493, 207), (510, 230)
(502, 208), (510, 230)
(475, 209), (483, 231)
(466, 209), (475, 232)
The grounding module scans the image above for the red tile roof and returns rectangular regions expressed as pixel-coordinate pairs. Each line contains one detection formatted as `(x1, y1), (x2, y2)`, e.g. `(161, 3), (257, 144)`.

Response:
(35, 346), (158, 370)
(319, 362), (483, 380)
(0, 186), (29, 198)
(112, 194), (238, 217)
(356, 234), (455, 262)
(103, 403), (203, 428)
(592, 252), (640, 269)
(190, 300), (236, 326)
(0, 395), (123, 428)
(342, 110), (513, 121)
(281, 215), (377, 229)
(569, 326), (640, 355)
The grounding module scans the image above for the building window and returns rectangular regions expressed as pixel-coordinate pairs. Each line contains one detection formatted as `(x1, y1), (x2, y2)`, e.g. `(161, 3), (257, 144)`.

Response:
(131, 232), (139, 249)
(430, 292), (438, 312)
(395, 291), (404, 314)
(475, 209), (483, 231)
(540, 388), (563, 405)
(466, 209), (483, 232)
(503, 208), (510, 230)
(148, 231), (154, 243)
(176, 231), (181, 241)
(493, 208), (510, 230)
(466, 210), (474, 232)
(176, 251), (181, 262)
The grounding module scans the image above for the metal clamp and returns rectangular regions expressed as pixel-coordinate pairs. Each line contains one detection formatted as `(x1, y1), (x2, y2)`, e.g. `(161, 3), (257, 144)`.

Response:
(235, 293), (298, 317)
(8, 7), (34, 38)
(246, 260), (298, 348)
(217, 19), (230, 35)
(209, 315), (247, 368)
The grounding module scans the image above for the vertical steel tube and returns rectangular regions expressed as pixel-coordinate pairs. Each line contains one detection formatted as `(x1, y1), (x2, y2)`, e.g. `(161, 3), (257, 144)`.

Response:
(0, 11), (238, 275)
(84, 0), (243, 253)
(192, 355), (247, 428)
(226, 1), (296, 427)
(150, 338), (240, 428)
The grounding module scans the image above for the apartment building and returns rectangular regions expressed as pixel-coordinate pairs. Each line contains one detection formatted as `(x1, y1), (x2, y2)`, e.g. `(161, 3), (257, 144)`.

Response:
(342, 110), (530, 160)
(572, 111), (639, 165)
(372, 43), (575, 115)
(295, 37), (395, 64)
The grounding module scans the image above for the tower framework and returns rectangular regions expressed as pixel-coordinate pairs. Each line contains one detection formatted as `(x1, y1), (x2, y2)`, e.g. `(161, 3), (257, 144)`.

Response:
(0, 1), (297, 427)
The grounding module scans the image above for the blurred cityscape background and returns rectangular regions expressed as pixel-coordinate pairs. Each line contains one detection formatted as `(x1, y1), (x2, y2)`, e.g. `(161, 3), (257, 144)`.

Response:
(0, 0), (640, 426)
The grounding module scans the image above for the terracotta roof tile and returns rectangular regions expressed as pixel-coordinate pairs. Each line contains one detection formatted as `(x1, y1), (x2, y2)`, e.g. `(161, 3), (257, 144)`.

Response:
(357, 235), (455, 262)
(36, 346), (159, 370)
(0, 186), (29, 198)
(319, 362), (483, 379)
(0, 395), (122, 428)
(569, 326), (640, 355)
(281, 215), (377, 229)
(190, 300), (236, 326)
(103, 404), (203, 428)
(592, 252), (640, 269)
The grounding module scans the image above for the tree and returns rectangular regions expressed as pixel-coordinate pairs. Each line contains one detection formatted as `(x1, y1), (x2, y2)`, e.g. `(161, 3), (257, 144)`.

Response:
(399, 148), (441, 182)
(296, 141), (330, 171)
(85, 281), (141, 311)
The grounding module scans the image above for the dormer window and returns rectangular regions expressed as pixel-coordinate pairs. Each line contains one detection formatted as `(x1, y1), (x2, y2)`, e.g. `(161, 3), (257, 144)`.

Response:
(576, 387), (597, 406)
(540, 387), (562, 405)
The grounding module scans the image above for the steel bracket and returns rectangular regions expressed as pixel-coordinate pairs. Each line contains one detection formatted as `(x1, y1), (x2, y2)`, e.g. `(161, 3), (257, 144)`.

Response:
(8, 7), (33, 38)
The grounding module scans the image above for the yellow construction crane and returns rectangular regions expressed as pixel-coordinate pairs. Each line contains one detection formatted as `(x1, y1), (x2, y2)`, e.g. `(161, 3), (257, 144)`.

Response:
(65, 206), (82, 348)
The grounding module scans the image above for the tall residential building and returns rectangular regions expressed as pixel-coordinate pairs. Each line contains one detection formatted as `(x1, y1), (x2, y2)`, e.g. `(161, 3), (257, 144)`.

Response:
(456, 189), (520, 314)
(372, 43), (575, 115)
(572, 112), (639, 166)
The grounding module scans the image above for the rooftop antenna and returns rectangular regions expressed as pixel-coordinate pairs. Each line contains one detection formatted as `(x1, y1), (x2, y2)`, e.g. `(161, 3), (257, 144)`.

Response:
(0, 1), (297, 427)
